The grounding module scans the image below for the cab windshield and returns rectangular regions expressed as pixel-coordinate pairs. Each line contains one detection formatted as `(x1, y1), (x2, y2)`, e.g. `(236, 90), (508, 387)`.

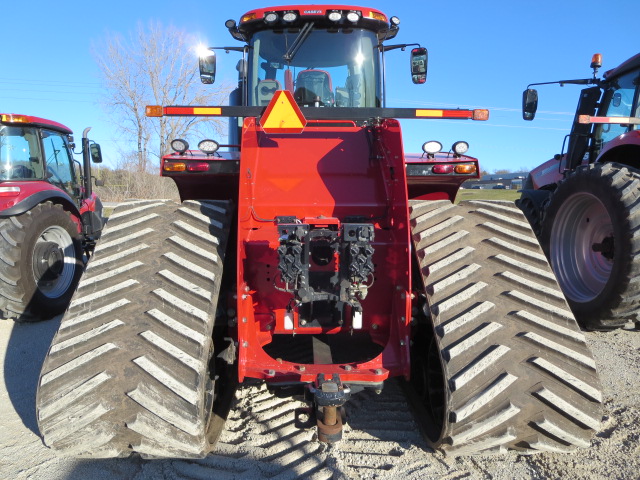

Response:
(248, 28), (381, 108)
(0, 125), (45, 180)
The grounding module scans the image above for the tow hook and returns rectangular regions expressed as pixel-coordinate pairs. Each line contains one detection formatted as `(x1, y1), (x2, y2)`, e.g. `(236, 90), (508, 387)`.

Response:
(310, 373), (351, 443)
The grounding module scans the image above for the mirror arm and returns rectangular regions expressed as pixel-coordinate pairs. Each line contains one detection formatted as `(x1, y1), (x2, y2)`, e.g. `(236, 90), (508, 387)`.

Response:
(527, 78), (600, 89)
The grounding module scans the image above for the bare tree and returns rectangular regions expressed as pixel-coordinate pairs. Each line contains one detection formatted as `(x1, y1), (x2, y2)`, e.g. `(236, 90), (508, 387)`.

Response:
(94, 21), (230, 173)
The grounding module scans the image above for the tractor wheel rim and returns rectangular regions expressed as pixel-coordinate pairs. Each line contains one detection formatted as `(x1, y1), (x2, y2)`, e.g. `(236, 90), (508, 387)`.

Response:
(550, 192), (613, 303)
(32, 225), (76, 298)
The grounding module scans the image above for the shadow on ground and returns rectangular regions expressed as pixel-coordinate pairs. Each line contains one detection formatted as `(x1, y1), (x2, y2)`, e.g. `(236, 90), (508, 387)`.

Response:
(3, 315), (60, 435)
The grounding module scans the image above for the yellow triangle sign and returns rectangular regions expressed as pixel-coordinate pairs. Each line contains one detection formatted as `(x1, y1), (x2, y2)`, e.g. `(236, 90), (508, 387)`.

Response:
(260, 90), (307, 134)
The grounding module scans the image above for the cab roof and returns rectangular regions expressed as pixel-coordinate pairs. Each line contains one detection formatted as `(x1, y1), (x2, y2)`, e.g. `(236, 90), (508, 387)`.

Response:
(604, 53), (640, 81)
(0, 113), (72, 134)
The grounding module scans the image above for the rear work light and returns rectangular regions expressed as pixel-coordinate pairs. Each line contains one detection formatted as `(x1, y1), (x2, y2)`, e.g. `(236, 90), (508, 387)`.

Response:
(0, 186), (21, 196)
(452, 141), (469, 156)
(432, 164), (455, 174)
(163, 162), (186, 172)
(186, 162), (210, 172)
(455, 164), (477, 174)
(171, 139), (189, 154)
(198, 139), (219, 155)
(422, 140), (442, 156)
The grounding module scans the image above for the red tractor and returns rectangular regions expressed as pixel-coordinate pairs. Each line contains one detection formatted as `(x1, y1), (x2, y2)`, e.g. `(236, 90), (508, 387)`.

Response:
(0, 114), (104, 321)
(37, 6), (602, 459)
(518, 53), (640, 330)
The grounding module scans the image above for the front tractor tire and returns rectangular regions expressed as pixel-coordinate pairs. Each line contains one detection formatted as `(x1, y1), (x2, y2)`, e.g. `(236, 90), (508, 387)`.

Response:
(36, 199), (231, 458)
(0, 202), (83, 321)
(540, 163), (640, 330)
(409, 199), (602, 455)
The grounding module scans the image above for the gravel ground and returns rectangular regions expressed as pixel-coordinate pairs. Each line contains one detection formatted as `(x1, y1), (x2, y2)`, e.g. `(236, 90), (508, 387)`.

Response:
(1, 316), (638, 480)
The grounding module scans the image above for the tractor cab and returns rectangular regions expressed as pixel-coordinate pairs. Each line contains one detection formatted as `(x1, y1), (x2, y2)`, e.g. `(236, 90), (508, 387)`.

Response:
(199, 6), (427, 109)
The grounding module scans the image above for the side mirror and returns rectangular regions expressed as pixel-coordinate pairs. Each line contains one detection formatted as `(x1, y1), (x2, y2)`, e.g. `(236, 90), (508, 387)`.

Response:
(410, 47), (428, 84)
(94, 178), (105, 187)
(522, 89), (538, 121)
(90, 143), (103, 163)
(199, 50), (217, 84)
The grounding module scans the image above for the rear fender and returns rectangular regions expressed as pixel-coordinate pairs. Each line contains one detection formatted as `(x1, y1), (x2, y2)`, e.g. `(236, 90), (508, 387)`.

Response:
(595, 130), (640, 170)
(529, 156), (563, 190)
(0, 182), (81, 227)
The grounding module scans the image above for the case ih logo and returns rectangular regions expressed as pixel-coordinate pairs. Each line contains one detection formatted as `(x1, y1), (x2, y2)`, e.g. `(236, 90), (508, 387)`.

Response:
(303, 10), (322, 14)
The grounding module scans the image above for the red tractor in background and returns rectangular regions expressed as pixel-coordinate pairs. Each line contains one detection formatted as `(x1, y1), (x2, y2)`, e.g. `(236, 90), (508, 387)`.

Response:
(518, 53), (640, 330)
(37, 6), (602, 459)
(0, 114), (104, 321)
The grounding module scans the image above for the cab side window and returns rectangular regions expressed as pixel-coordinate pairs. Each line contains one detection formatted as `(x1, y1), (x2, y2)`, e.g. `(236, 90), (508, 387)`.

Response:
(42, 130), (76, 193)
(597, 71), (638, 144)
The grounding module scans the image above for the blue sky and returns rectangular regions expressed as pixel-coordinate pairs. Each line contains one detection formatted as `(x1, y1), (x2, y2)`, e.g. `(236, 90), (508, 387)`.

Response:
(2, 1), (637, 172)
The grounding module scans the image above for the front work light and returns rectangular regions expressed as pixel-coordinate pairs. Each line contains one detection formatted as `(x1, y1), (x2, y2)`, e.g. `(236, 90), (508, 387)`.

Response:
(264, 12), (278, 24)
(346, 12), (360, 23)
(171, 139), (189, 154)
(282, 12), (298, 22)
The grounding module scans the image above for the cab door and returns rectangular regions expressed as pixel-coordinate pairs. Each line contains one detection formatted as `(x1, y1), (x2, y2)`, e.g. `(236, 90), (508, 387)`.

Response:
(592, 68), (640, 157)
(42, 130), (79, 199)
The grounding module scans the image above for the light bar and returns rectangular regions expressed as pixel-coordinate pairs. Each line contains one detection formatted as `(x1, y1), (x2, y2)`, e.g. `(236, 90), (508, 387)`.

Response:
(415, 109), (489, 121)
(1, 114), (30, 123)
(146, 104), (491, 122)
(579, 115), (640, 125)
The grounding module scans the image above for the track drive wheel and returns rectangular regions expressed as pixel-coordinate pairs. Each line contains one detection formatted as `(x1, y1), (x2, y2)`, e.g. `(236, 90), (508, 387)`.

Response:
(540, 163), (640, 330)
(36, 199), (233, 458)
(0, 202), (83, 321)
(408, 199), (602, 455)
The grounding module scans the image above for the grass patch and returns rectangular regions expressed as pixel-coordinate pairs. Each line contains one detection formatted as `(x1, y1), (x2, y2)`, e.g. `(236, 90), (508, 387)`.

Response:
(455, 189), (520, 204)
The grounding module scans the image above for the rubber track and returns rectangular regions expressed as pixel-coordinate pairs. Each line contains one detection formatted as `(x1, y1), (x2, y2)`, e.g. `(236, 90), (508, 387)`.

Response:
(36, 199), (230, 458)
(409, 199), (602, 454)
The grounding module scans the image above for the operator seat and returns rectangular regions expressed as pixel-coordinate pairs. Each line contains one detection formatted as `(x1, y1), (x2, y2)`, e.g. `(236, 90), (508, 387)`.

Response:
(257, 79), (282, 106)
(294, 70), (334, 106)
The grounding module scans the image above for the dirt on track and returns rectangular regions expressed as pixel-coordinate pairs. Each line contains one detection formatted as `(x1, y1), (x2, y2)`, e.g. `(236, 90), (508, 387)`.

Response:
(1, 316), (638, 480)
